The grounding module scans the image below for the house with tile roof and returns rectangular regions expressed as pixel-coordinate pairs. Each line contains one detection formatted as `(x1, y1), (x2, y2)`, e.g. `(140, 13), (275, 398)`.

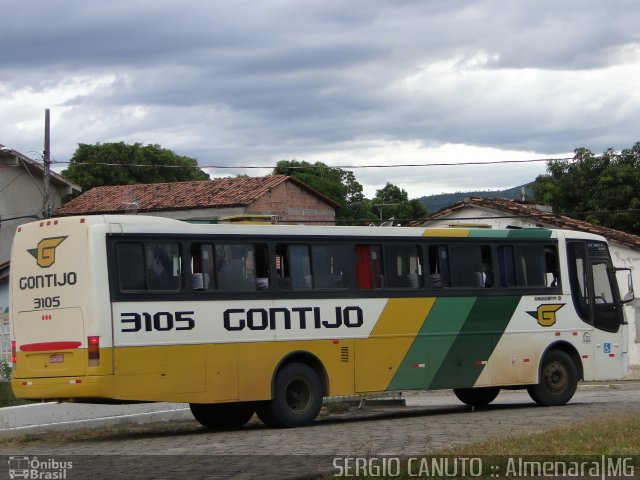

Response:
(53, 175), (340, 225)
(418, 196), (640, 378)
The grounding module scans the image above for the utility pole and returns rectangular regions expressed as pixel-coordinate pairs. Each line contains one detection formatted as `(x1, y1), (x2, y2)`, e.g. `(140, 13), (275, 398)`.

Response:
(43, 108), (51, 219)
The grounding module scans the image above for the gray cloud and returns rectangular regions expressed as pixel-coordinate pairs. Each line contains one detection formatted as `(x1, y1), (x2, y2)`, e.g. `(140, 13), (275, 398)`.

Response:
(2, 0), (640, 197)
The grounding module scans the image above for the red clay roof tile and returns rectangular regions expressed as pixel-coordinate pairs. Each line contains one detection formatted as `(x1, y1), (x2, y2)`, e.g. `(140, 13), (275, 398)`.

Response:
(54, 175), (339, 216)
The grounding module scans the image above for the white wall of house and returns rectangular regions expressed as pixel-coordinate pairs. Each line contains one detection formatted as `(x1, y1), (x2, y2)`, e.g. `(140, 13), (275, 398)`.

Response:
(425, 206), (640, 378)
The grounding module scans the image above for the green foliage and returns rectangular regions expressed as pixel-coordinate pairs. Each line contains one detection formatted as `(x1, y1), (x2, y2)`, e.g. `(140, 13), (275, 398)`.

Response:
(0, 361), (11, 381)
(0, 362), (27, 407)
(273, 160), (428, 225)
(62, 142), (209, 192)
(273, 160), (376, 224)
(532, 143), (640, 234)
(372, 183), (428, 225)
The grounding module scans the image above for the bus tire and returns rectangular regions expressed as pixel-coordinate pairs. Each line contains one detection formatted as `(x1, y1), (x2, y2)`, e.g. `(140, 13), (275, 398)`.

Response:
(189, 402), (255, 429)
(527, 350), (577, 406)
(256, 362), (323, 428)
(453, 387), (500, 408)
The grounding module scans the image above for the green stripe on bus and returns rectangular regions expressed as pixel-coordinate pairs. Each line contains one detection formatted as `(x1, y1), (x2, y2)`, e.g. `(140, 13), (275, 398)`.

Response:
(387, 297), (475, 391)
(427, 296), (521, 390)
(468, 230), (510, 238)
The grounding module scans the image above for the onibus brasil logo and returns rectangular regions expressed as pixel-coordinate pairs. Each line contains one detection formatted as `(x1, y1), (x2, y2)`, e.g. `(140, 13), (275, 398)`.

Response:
(8, 456), (72, 479)
(27, 236), (67, 268)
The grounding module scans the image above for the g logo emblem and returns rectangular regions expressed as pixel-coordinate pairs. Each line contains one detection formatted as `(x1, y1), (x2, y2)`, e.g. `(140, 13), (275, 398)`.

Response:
(527, 304), (565, 327)
(27, 236), (67, 268)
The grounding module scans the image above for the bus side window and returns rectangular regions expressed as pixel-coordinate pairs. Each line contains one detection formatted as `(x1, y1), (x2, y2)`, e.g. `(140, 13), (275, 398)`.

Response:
(312, 245), (349, 289)
(276, 244), (312, 290)
(191, 244), (216, 290)
(384, 245), (423, 288)
(355, 245), (383, 290)
(449, 245), (484, 288)
(428, 245), (450, 288)
(545, 246), (560, 288)
(568, 242), (590, 323)
(215, 244), (261, 291)
(147, 242), (182, 291)
(499, 245), (554, 288)
(117, 242), (146, 291)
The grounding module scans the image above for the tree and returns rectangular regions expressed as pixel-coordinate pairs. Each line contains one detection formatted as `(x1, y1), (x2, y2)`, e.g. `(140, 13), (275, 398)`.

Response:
(62, 142), (209, 192)
(371, 183), (428, 225)
(272, 160), (376, 224)
(531, 143), (640, 234)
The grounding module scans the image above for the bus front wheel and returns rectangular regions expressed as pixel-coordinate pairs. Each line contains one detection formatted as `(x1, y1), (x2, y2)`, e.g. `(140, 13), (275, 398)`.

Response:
(189, 402), (255, 429)
(453, 387), (500, 408)
(527, 350), (578, 406)
(257, 362), (323, 428)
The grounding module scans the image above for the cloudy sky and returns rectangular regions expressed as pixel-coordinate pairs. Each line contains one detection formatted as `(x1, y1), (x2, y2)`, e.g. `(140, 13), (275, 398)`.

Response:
(2, 0), (640, 198)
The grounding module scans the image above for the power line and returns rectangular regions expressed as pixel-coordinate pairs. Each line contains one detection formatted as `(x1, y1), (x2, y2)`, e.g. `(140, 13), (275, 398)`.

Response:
(49, 155), (580, 170)
(49, 152), (639, 171)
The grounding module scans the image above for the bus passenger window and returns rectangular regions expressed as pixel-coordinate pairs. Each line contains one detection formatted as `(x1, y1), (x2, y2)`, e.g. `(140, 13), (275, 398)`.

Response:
(276, 244), (312, 290)
(428, 245), (449, 288)
(215, 244), (258, 291)
(312, 245), (349, 289)
(449, 245), (484, 288)
(498, 245), (558, 288)
(545, 246), (559, 288)
(385, 245), (423, 288)
(117, 242), (146, 291)
(355, 245), (383, 290)
(191, 244), (216, 290)
(147, 242), (182, 291)
(481, 246), (493, 287)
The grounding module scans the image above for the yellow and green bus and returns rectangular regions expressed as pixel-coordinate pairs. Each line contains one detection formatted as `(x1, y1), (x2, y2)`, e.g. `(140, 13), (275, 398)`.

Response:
(10, 215), (633, 428)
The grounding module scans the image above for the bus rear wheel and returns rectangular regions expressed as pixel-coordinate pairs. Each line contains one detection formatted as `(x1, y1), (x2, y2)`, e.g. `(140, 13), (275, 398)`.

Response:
(527, 350), (577, 406)
(256, 362), (323, 428)
(189, 402), (255, 429)
(453, 387), (500, 408)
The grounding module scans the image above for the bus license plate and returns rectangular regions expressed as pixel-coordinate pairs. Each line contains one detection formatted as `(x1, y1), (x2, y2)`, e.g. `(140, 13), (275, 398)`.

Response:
(49, 353), (64, 364)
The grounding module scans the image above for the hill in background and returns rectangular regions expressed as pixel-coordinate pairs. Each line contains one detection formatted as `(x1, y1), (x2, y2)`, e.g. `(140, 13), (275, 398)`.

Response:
(419, 184), (534, 213)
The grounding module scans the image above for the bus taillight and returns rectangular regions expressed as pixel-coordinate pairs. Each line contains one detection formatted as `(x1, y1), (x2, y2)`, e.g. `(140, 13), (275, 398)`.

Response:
(88, 336), (100, 367)
(11, 341), (16, 367)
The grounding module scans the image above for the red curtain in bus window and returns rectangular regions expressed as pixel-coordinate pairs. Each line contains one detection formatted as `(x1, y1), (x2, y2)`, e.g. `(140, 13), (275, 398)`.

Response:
(355, 245), (373, 289)
(356, 245), (383, 289)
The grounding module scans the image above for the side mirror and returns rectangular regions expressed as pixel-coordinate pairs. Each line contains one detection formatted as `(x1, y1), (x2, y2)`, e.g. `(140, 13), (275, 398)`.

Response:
(615, 267), (635, 304)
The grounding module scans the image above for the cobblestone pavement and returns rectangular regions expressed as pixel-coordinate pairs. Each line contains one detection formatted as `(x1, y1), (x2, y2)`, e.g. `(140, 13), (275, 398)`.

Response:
(0, 383), (639, 479)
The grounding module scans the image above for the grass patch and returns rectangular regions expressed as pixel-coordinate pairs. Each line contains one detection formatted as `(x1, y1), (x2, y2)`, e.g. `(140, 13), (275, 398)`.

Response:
(325, 414), (640, 479)
(440, 413), (640, 457)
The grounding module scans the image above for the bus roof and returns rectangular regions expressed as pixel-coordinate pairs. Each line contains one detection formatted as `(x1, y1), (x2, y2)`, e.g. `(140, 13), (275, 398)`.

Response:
(39, 214), (609, 242)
